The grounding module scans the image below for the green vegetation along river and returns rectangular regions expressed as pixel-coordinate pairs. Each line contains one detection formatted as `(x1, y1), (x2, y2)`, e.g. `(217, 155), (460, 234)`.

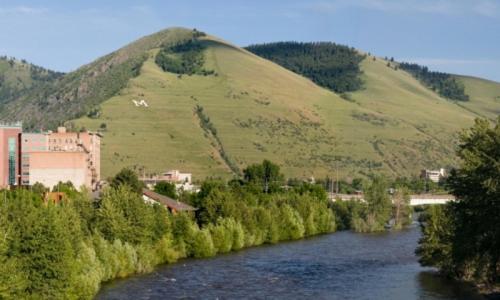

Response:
(96, 224), (483, 299)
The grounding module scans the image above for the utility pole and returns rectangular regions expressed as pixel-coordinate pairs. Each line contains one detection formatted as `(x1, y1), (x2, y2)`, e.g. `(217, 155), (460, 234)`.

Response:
(330, 177), (334, 200)
(335, 160), (339, 194)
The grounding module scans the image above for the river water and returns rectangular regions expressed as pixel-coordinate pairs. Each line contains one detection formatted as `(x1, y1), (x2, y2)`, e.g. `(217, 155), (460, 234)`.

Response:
(96, 224), (483, 300)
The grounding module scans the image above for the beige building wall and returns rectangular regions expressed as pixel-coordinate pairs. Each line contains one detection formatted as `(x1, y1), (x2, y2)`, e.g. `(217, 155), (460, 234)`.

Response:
(28, 152), (89, 190)
(48, 127), (101, 185)
(20, 127), (101, 190)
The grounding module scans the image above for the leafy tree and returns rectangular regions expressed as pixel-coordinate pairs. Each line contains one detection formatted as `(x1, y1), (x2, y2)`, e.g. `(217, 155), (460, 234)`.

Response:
(110, 168), (144, 194)
(365, 176), (392, 227)
(417, 117), (500, 285)
(415, 205), (454, 270)
(392, 187), (411, 229)
(10, 200), (78, 298)
(95, 186), (155, 245)
(447, 118), (500, 282)
(52, 181), (79, 198)
(154, 181), (177, 199)
(0, 226), (26, 298)
(350, 176), (391, 232)
(31, 182), (48, 195)
(243, 160), (284, 193)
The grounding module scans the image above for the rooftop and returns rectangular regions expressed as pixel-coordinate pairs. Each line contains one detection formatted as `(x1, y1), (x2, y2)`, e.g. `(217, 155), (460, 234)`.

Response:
(142, 188), (196, 212)
(0, 121), (22, 129)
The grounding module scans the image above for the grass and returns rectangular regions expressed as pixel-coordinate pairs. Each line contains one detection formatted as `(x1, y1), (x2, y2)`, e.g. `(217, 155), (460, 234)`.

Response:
(454, 75), (500, 120)
(73, 29), (500, 181)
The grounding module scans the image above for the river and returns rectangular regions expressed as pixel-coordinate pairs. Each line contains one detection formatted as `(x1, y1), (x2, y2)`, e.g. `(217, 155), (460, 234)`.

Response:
(96, 224), (483, 299)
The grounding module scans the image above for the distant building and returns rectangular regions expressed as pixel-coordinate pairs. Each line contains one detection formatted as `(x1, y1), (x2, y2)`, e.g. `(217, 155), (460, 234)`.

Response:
(420, 168), (446, 183)
(21, 127), (101, 190)
(44, 192), (67, 204)
(162, 170), (192, 183)
(141, 169), (192, 185)
(0, 124), (101, 191)
(0, 123), (22, 188)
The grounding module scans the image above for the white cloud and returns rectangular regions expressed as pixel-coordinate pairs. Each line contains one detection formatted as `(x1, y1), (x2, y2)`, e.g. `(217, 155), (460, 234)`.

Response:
(473, 0), (499, 17)
(400, 58), (500, 81)
(0, 6), (48, 15)
(307, 0), (499, 17)
(401, 58), (499, 66)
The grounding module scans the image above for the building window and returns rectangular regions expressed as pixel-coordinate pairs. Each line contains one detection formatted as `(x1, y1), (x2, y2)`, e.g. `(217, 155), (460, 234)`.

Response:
(8, 138), (16, 185)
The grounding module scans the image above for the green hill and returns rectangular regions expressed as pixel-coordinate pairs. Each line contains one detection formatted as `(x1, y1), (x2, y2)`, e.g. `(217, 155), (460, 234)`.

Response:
(0, 28), (196, 129)
(0, 56), (62, 109)
(454, 75), (500, 120)
(1, 27), (498, 180)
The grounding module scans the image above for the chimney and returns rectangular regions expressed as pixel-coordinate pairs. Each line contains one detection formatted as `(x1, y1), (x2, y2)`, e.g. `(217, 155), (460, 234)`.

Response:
(57, 127), (67, 133)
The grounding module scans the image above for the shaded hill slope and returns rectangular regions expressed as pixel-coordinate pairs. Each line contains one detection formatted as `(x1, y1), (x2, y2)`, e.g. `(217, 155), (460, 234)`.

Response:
(0, 56), (62, 109)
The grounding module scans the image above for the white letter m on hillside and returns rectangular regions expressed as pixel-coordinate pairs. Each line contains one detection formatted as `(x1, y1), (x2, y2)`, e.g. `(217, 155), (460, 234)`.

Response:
(132, 99), (149, 107)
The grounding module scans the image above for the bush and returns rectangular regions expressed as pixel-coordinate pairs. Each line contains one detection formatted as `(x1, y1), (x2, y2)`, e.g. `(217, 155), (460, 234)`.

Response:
(155, 39), (215, 76)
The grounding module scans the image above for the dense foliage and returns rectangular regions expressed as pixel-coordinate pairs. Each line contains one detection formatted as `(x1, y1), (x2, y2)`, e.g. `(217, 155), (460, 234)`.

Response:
(245, 42), (365, 93)
(399, 62), (469, 101)
(109, 168), (144, 194)
(416, 118), (500, 288)
(243, 159), (284, 193)
(0, 161), (335, 299)
(154, 181), (177, 199)
(155, 39), (215, 76)
(329, 176), (412, 232)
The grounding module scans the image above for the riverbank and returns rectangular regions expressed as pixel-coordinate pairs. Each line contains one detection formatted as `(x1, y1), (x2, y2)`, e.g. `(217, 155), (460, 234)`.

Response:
(476, 284), (500, 299)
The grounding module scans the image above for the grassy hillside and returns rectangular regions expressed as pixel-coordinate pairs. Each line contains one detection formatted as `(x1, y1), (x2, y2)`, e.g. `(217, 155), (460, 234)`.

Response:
(72, 29), (496, 180)
(454, 75), (500, 120)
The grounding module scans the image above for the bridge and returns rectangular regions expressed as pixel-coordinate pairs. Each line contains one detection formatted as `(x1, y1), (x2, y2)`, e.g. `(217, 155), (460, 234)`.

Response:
(329, 193), (455, 206)
(409, 194), (455, 206)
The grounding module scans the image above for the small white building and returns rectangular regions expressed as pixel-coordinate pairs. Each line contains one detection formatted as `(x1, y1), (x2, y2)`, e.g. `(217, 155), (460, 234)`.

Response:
(421, 168), (446, 183)
(162, 170), (192, 183)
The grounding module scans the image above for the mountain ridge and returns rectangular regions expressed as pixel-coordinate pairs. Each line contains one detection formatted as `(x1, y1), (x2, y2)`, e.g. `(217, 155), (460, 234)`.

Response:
(0, 27), (498, 179)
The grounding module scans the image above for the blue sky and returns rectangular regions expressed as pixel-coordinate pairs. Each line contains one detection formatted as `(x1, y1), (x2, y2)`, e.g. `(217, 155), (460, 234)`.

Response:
(1, 0), (499, 81)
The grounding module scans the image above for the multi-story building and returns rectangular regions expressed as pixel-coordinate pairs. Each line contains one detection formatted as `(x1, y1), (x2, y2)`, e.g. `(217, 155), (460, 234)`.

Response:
(140, 169), (192, 185)
(21, 127), (101, 190)
(0, 123), (22, 188)
(420, 168), (446, 183)
(162, 170), (192, 183)
(0, 124), (101, 191)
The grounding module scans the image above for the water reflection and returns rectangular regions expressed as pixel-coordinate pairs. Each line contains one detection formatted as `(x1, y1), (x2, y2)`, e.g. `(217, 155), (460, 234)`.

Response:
(417, 271), (484, 300)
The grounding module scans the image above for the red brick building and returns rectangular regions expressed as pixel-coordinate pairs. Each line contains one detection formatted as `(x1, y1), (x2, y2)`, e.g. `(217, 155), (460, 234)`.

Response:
(0, 123), (22, 188)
